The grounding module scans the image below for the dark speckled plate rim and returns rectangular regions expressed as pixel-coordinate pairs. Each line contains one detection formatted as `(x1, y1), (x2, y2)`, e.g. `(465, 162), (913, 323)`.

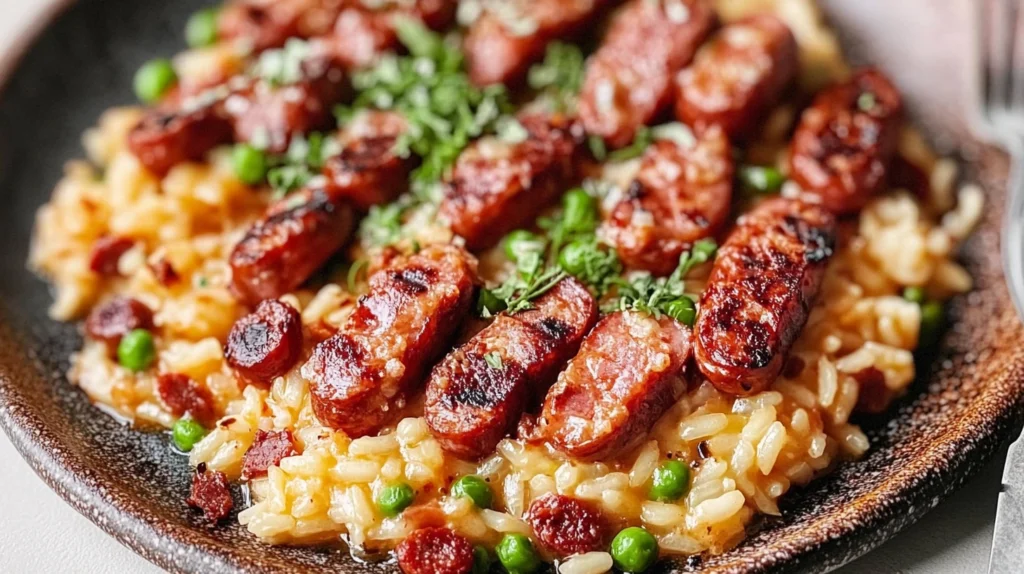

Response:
(0, 2), (1022, 573)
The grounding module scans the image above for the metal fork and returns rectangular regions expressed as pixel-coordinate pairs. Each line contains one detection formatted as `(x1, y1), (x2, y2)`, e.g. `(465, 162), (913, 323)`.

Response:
(978, 1), (1024, 572)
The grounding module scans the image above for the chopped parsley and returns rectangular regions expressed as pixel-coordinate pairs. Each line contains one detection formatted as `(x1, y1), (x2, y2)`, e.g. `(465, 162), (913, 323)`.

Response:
(480, 250), (568, 316)
(528, 42), (585, 113)
(483, 352), (504, 370)
(857, 91), (877, 113)
(266, 132), (340, 197)
(252, 39), (313, 87)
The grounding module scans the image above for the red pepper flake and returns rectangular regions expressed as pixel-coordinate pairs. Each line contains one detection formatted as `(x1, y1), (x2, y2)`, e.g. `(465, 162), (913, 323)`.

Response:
(241, 429), (297, 481)
(187, 463), (234, 523)
(88, 235), (135, 276)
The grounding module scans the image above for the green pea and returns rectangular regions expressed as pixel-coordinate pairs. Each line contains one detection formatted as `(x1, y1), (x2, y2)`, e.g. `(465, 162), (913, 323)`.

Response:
(232, 144), (268, 185)
(472, 545), (491, 574)
(902, 286), (926, 304)
(376, 483), (415, 517)
(664, 298), (696, 327)
(738, 165), (785, 195)
(558, 240), (591, 276)
(561, 188), (598, 233)
(648, 460), (691, 502)
(610, 527), (659, 573)
(172, 418), (207, 452)
(496, 534), (540, 574)
(117, 329), (156, 372)
(919, 301), (944, 348)
(133, 58), (178, 104)
(503, 230), (545, 262)
(450, 475), (493, 509)
(186, 8), (220, 48)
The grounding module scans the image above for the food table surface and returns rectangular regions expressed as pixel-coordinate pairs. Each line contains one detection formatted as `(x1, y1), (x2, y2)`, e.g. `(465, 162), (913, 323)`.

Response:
(0, 1), (1009, 572)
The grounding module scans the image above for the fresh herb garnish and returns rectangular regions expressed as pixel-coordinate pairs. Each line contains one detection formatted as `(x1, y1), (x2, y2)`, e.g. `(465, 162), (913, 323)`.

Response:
(265, 132), (340, 197)
(607, 126), (653, 162)
(483, 352), (504, 370)
(481, 250), (568, 316)
(738, 165), (785, 196)
(360, 201), (407, 247)
(346, 258), (368, 293)
(252, 39), (313, 87)
(605, 239), (718, 325)
(528, 42), (585, 113)
(603, 123), (696, 163)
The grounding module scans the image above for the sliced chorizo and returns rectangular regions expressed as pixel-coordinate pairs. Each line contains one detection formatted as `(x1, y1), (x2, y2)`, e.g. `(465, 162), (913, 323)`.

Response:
(84, 297), (155, 349)
(225, 299), (304, 385)
(241, 429), (298, 480)
(218, 0), (343, 53)
(302, 245), (478, 436)
(601, 124), (733, 275)
(579, 0), (715, 148)
(463, 0), (610, 87)
(788, 68), (903, 215)
(157, 373), (218, 427)
(439, 114), (584, 251)
(330, 1), (457, 70)
(187, 463), (234, 522)
(127, 105), (234, 177)
(526, 493), (609, 557)
(395, 527), (475, 574)
(229, 186), (354, 305)
(324, 111), (412, 210)
(540, 311), (691, 459)
(425, 278), (597, 460)
(675, 14), (798, 140)
(88, 235), (136, 276)
(225, 55), (350, 154)
(694, 197), (837, 395)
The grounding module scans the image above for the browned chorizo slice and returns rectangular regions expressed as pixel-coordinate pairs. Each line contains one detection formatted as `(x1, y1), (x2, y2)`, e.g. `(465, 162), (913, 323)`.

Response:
(675, 14), (798, 140)
(396, 527), (475, 574)
(694, 197), (836, 395)
(225, 299), (303, 385)
(425, 278), (597, 460)
(157, 373), (218, 427)
(463, 0), (609, 87)
(540, 311), (691, 459)
(788, 68), (903, 215)
(127, 106), (234, 177)
(88, 235), (136, 276)
(331, 1), (457, 70)
(84, 297), (155, 349)
(226, 56), (350, 154)
(187, 463), (234, 522)
(241, 429), (298, 480)
(229, 187), (354, 305)
(302, 245), (478, 436)
(601, 125), (733, 275)
(526, 493), (609, 557)
(579, 0), (715, 148)
(439, 114), (584, 251)
(324, 111), (412, 211)
(218, 0), (343, 53)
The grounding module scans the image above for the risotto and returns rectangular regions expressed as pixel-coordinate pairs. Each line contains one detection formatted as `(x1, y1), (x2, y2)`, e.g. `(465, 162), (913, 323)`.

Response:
(29, 0), (981, 572)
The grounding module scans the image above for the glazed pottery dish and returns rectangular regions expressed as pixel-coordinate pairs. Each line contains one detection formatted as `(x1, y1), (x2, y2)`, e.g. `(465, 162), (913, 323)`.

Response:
(2, 0), (1023, 573)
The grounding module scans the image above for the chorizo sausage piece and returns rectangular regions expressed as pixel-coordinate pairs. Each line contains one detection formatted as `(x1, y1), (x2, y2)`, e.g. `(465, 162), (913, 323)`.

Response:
(694, 197), (837, 395)
(395, 527), (475, 574)
(225, 299), (304, 385)
(463, 0), (610, 88)
(84, 297), (155, 349)
(788, 68), (903, 215)
(439, 114), (584, 251)
(675, 14), (798, 140)
(425, 278), (597, 460)
(540, 311), (691, 459)
(526, 493), (609, 557)
(218, 0), (343, 53)
(88, 235), (136, 276)
(157, 373), (218, 427)
(226, 56), (351, 154)
(127, 106), (234, 177)
(331, 0), (457, 70)
(324, 111), (412, 211)
(187, 463), (234, 522)
(229, 187), (354, 305)
(579, 0), (715, 148)
(302, 245), (478, 436)
(241, 429), (298, 480)
(601, 125), (733, 275)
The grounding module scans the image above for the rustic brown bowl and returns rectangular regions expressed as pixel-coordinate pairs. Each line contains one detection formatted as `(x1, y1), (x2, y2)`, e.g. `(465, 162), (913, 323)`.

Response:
(1, 0), (1021, 572)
